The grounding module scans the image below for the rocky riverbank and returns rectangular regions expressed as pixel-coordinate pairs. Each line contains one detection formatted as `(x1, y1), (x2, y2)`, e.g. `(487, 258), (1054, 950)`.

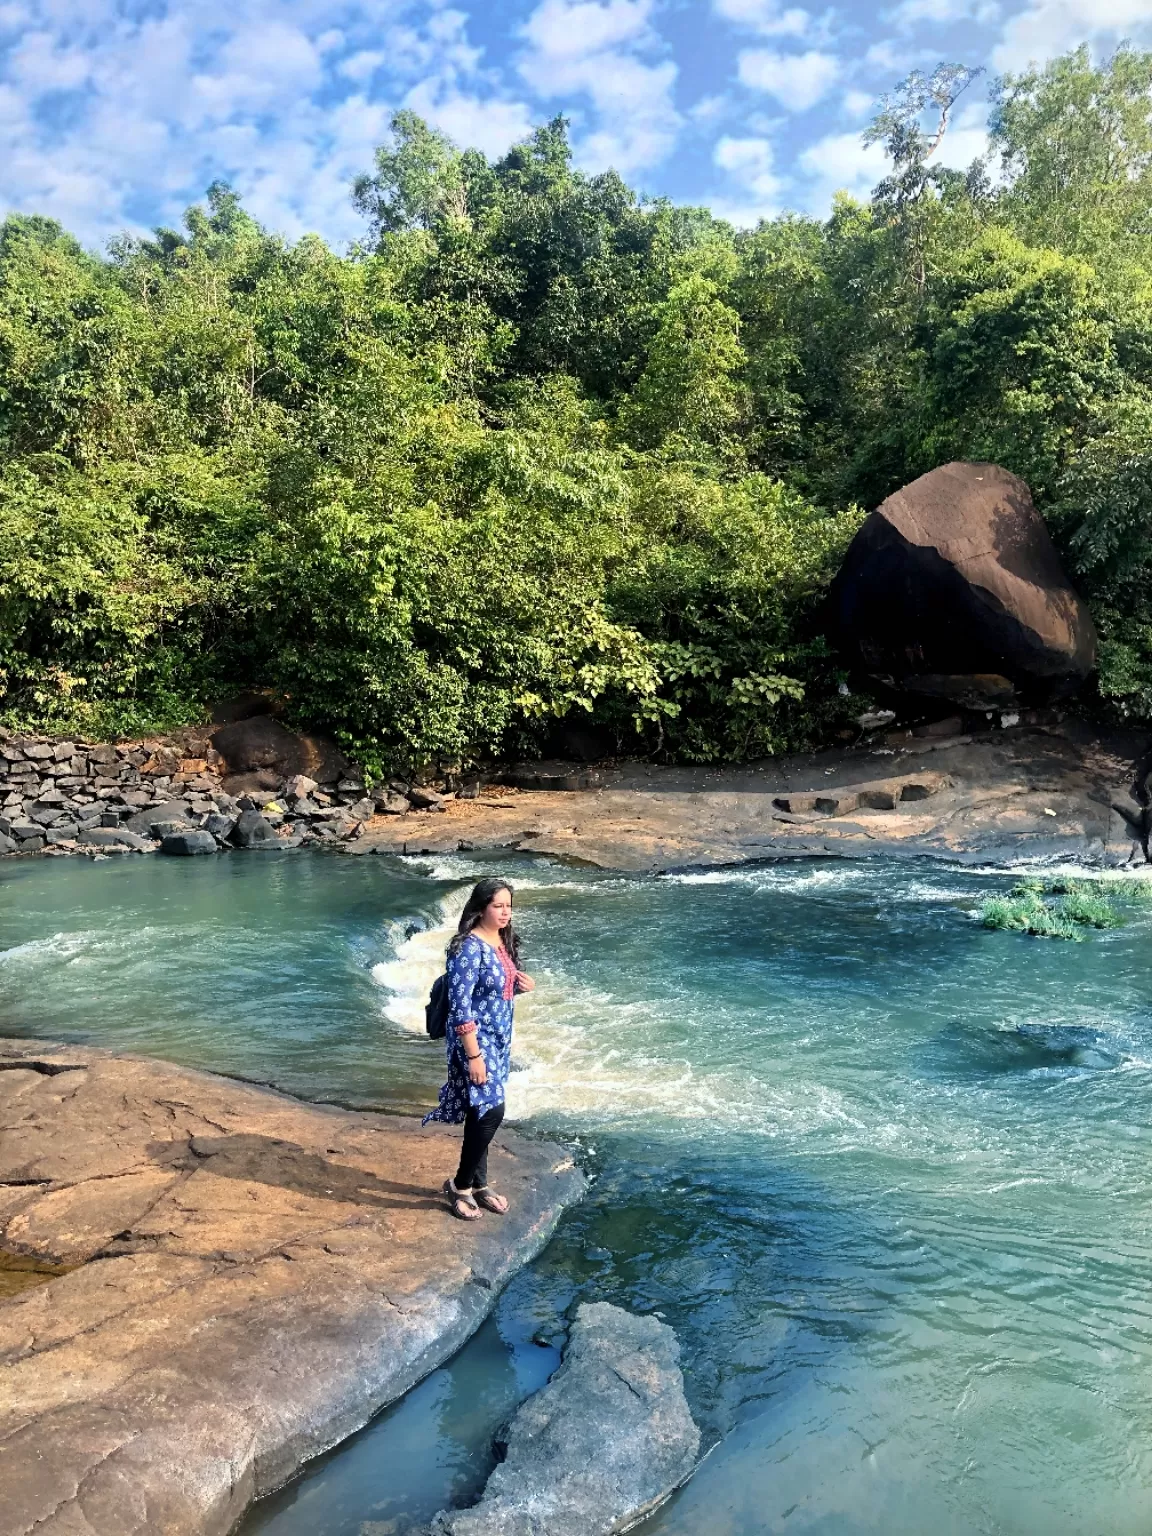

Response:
(355, 719), (1152, 873)
(4, 716), (1150, 872)
(0, 1040), (584, 1536)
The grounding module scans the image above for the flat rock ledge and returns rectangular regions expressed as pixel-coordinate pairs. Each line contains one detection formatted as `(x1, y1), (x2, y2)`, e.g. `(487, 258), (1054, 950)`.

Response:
(0, 1039), (585, 1536)
(431, 1302), (700, 1536)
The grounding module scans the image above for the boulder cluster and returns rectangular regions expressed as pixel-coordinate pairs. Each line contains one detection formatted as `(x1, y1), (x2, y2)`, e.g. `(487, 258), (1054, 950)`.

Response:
(0, 735), (383, 858)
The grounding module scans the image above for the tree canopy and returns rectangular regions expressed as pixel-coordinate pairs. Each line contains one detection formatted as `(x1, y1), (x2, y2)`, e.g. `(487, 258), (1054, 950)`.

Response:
(3, 45), (1152, 766)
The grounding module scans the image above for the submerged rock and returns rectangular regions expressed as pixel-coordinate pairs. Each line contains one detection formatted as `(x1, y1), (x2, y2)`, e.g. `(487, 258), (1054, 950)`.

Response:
(430, 1302), (700, 1536)
(830, 462), (1097, 706)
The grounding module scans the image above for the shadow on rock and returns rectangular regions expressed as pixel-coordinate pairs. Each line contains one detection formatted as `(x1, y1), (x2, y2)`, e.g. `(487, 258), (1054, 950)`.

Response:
(151, 1133), (443, 1211)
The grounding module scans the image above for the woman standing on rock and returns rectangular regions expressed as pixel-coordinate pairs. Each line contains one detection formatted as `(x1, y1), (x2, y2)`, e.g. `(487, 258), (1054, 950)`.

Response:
(424, 878), (535, 1219)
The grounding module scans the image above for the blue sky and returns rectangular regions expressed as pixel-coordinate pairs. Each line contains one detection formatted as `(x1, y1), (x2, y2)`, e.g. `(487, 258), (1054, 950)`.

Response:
(1, 0), (1149, 249)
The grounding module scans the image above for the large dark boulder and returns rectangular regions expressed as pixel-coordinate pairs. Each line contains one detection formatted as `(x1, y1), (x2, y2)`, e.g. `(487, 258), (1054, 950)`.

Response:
(829, 463), (1097, 706)
(229, 809), (279, 848)
(210, 716), (347, 787)
(160, 830), (218, 856)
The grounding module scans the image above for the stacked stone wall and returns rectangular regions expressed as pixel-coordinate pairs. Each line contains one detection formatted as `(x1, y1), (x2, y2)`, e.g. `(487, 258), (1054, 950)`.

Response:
(0, 735), (378, 857)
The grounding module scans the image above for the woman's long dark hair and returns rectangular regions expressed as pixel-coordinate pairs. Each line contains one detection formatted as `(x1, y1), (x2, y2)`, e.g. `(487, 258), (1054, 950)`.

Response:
(448, 878), (520, 965)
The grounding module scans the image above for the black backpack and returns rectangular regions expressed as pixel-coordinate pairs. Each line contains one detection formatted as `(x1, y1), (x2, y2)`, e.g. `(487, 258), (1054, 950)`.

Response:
(426, 973), (450, 1039)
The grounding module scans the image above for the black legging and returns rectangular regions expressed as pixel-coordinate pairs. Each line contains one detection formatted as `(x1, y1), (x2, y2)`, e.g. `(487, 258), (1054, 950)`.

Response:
(455, 1102), (505, 1191)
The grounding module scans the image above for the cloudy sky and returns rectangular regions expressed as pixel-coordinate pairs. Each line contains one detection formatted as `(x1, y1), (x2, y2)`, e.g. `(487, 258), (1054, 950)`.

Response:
(1, 0), (1149, 249)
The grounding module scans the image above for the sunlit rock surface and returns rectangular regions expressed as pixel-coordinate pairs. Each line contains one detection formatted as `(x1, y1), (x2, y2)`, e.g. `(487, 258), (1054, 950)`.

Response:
(0, 1040), (584, 1536)
(829, 462), (1097, 706)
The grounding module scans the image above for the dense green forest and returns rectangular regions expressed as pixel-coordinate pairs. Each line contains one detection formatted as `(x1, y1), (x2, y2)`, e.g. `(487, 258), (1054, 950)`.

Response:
(2, 45), (1151, 769)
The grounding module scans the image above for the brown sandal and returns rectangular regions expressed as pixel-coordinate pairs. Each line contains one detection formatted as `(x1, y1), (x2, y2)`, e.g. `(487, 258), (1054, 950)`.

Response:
(473, 1186), (508, 1214)
(444, 1179), (482, 1220)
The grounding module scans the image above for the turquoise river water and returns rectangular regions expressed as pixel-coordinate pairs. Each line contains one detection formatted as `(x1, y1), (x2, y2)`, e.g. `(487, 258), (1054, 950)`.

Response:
(3, 849), (1152, 1535)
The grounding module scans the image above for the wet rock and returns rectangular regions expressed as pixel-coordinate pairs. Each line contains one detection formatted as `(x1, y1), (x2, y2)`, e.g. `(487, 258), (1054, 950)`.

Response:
(161, 830), (219, 856)
(230, 808), (278, 848)
(430, 1303), (699, 1536)
(830, 462), (1098, 705)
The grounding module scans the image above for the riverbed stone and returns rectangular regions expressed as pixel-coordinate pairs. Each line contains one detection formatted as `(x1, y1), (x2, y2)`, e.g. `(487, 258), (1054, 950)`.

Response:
(0, 1039), (584, 1536)
(431, 1303), (699, 1536)
(0, 832), (15, 855)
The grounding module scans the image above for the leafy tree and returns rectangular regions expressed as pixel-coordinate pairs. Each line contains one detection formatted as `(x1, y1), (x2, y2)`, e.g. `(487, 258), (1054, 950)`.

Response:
(5, 50), (1152, 757)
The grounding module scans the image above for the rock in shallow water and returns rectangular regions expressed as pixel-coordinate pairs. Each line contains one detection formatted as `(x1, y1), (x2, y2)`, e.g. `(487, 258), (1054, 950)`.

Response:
(430, 1302), (700, 1536)
(160, 829), (219, 856)
(230, 808), (278, 847)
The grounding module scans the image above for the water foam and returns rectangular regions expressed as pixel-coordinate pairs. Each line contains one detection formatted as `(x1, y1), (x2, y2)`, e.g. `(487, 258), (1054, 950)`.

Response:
(370, 886), (469, 1033)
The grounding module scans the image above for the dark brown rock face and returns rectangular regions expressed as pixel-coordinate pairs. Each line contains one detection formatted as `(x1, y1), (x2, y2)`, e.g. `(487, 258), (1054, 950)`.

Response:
(210, 715), (347, 786)
(830, 463), (1097, 706)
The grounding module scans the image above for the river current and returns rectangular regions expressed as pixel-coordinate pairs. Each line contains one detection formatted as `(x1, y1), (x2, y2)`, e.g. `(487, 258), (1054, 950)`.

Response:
(3, 849), (1152, 1534)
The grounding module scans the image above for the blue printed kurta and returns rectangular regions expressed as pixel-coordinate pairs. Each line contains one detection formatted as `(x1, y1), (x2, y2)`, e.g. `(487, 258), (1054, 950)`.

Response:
(423, 934), (524, 1124)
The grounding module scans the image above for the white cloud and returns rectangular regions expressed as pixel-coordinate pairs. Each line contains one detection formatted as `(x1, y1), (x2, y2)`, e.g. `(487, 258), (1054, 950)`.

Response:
(864, 39), (907, 70)
(522, 0), (652, 57)
(993, 0), (1152, 70)
(737, 48), (839, 110)
(517, 0), (681, 174)
(842, 88), (875, 119)
(887, 0), (1000, 27)
(709, 133), (783, 224)
(403, 82), (536, 157)
(713, 0), (811, 36)
(797, 130), (889, 210)
(0, 0), (540, 248)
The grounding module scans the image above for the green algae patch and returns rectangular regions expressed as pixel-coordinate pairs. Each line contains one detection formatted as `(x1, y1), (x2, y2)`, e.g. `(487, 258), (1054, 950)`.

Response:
(978, 876), (1137, 938)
